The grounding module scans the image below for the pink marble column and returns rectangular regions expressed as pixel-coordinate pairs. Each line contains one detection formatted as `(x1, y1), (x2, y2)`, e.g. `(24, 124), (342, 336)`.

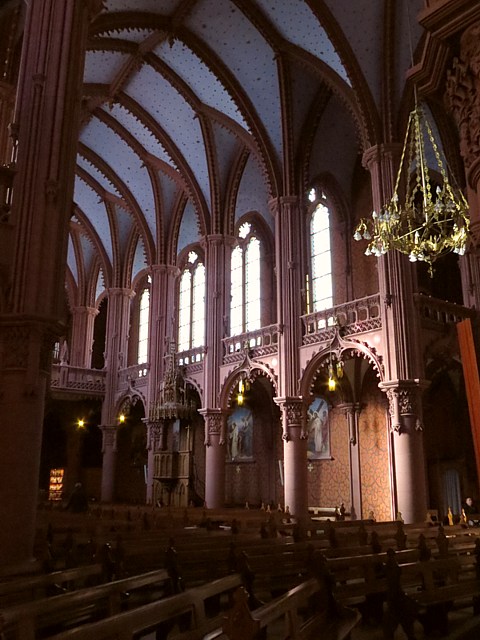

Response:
(0, 0), (101, 572)
(70, 306), (98, 368)
(380, 381), (428, 523)
(275, 397), (308, 518)
(200, 409), (226, 509)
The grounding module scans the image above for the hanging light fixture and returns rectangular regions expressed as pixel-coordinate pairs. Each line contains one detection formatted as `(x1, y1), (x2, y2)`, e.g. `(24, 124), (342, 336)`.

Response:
(354, 100), (469, 275)
(236, 378), (250, 406)
(327, 353), (344, 392)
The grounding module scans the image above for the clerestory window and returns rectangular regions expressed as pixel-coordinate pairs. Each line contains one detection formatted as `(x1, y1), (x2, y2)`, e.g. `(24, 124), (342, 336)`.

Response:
(308, 188), (333, 312)
(230, 222), (261, 337)
(178, 251), (205, 352)
(137, 285), (150, 365)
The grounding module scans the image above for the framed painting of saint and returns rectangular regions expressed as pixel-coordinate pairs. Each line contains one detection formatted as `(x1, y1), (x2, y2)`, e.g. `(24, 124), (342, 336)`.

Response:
(307, 396), (330, 459)
(227, 407), (253, 461)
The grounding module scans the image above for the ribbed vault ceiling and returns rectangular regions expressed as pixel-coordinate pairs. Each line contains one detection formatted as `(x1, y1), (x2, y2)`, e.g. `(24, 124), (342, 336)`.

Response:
(70, 0), (424, 304)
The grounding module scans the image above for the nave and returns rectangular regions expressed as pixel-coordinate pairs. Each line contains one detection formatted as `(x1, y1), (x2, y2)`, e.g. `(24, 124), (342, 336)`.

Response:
(2, 505), (480, 639)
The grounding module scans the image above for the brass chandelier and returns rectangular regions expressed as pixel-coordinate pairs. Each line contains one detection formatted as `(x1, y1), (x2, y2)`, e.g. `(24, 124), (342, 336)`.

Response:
(354, 103), (470, 275)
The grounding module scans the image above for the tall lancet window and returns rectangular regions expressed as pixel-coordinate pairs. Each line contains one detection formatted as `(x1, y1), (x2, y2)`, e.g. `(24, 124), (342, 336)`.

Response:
(137, 283), (150, 365)
(309, 188), (333, 312)
(230, 222), (261, 336)
(178, 250), (205, 352)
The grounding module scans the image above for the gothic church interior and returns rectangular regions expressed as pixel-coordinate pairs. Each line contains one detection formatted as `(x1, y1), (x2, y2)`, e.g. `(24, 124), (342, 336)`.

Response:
(1, 0), (480, 572)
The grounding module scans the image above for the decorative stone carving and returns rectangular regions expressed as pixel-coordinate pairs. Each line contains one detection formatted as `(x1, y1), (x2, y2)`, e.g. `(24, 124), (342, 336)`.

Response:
(445, 22), (480, 174)
(1, 325), (29, 369)
(274, 397), (305, 442)
(200, 410), (225, 446)
(384, 384), (423, 434)
(146, 421), (164, 451)
(100, 425), (118, 453)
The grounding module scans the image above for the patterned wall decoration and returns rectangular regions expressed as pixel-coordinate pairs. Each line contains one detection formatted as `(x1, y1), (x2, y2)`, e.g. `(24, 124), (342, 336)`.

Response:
(225, 391), (283, 507)
(359, 385), (392, 521)
(307, 408), (351, 509)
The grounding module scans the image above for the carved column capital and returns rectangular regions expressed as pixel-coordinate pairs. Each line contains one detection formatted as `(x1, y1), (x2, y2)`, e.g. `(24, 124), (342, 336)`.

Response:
(0, 319), (58, 389)
(99, 424), (118, 453)
(361, 143), (403, 172)
(198, 408), (225, 446)
(379, 380), (428, 434)
(274, 396), (305, 442)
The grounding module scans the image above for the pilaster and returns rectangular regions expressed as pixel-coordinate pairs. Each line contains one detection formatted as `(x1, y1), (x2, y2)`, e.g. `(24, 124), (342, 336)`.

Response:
(69, 306), (98, 368)
(269, 197), (303, 398)
(202, 234), (234, 407)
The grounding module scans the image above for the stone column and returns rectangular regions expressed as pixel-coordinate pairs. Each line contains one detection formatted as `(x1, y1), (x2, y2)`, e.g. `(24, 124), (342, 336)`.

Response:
(99, 287), (134, 502)
(274, 397), (308, 517)
(364, 145), (428, 524)
(270, 197), (306, 517)
(200, 409), (226, 509)
(0, 0), (101, 572)
(69, 306), (98, 368)
(381, 381), (428, 523)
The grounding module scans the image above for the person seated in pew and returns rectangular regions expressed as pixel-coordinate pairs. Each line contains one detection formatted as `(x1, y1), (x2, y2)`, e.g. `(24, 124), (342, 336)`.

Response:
(462, 497), (480, 526)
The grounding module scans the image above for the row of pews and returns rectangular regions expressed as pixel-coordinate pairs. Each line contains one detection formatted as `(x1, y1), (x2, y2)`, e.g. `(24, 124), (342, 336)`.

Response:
(2, 507), (480, 638)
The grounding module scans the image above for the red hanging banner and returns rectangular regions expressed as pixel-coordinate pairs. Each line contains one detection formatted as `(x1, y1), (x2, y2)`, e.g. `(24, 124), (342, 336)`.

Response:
(457, 318), (480, 494)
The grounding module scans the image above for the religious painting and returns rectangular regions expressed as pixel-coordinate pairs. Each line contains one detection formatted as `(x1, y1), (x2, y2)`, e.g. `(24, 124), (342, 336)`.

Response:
(227, 407), (253, 461)
(307, 396), (330, 459)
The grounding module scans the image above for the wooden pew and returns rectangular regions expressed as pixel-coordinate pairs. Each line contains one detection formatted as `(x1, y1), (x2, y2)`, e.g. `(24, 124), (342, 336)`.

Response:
(0, 569), (169, 640)
(218, 578), (360, 640)
(43, 574), (360, 640)
(43, 574), (244, 640)
(0, 564), (103, 607)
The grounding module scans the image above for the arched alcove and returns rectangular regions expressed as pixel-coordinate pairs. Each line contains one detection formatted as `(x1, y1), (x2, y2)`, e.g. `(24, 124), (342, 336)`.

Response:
(224, 375), (281, 507)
